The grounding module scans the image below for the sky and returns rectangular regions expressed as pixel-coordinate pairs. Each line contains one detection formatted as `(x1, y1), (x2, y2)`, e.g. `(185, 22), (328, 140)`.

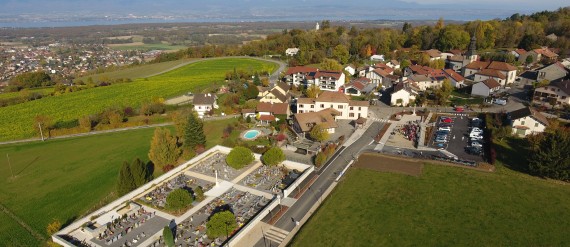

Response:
(0, 0), (567, 26)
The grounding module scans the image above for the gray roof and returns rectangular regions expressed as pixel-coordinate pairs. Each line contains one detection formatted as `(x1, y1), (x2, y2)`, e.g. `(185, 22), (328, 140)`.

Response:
(193, 93), (216, 105)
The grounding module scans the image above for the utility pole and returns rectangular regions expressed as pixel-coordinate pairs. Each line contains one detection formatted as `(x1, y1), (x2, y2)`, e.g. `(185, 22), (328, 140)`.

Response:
(38, 122), (45, 141)
(7, 154), (14, 178)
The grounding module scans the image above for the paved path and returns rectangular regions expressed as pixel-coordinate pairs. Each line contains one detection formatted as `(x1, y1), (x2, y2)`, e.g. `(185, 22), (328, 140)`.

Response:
(254, 122), (385, 247)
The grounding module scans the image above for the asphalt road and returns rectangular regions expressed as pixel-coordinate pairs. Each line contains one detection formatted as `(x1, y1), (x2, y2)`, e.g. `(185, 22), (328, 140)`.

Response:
(255, 122), (385, 246)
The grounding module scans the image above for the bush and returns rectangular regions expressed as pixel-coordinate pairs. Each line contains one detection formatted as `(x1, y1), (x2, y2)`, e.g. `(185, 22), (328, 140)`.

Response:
(206, 210), (237, 238)
(315, 152), (328, 167)
(166, 188), (193, 211)
(163, 226), (174, 247)
(261, 147), (285, 166)
(194, 186), (205, 201)
(226, 146), (255, 169)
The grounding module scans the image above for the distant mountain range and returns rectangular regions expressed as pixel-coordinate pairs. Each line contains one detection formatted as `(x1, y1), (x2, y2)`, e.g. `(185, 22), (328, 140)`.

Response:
(0, 0), (567, 27)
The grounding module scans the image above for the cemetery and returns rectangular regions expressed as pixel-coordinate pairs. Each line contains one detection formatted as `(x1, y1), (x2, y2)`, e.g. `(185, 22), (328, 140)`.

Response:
(52, 146), (313, 247)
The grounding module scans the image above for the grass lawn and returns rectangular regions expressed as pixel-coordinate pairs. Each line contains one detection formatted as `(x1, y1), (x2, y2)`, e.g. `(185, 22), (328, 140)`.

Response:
(292, 160), (570, 246)
(0, 58), (277, 141)
(0, 211), (41, 246)
(0, 117), (237, 245)
(75, 58), (197, 83)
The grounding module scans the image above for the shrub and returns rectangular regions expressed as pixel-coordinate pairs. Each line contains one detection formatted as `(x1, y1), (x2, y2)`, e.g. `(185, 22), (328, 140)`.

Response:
(206, 210), (237, 238)
(226, 146), (255, 169)
(261, 147), (285, 166)
(166, 188), (193, 211)
(315, 152), (328, 167)
(163, 226), (174, 247)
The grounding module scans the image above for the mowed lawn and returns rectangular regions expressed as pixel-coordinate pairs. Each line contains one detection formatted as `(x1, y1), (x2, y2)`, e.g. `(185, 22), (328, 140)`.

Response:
(0, 58), (277, 141)
(292, 164), (570, 246)
(0, 117), (237, 245)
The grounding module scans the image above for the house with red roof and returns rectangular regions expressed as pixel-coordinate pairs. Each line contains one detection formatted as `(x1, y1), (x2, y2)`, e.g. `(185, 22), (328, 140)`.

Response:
(471, 78), (501, 97)
(463, 61), (517, 87)
(284, 66), (345, 92)
(344, 78), (375, 96)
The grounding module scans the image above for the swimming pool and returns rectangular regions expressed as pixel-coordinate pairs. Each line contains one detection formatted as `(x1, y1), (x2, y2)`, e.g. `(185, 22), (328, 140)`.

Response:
(243, 130), (261, 140)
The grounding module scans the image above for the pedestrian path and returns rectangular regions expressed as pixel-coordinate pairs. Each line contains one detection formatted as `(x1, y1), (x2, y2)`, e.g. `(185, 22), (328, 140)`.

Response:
(264, 226), (289, 245)
(369, 117), (392, 123)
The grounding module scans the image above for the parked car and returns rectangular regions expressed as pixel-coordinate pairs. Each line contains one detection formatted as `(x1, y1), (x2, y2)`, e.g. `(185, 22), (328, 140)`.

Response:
(441, 117), (454, 123)
(465, 146), (483, 155)
(439, 123), (453, 128)
(435, 138), (448, 143)
(454, 106), (464, 112)
(470, 132), (483, 138)
(470, 135), (484, 141)
(470, 141), (483, 148)
(439, 126), (451, 131)
(493, 98), (507, 105)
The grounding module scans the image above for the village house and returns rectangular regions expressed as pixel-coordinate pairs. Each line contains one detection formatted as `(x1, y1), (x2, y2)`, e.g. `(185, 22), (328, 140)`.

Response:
(520, 47), (559, 64)
(510, 48), (527, 59)
(446, 36), (478, 72)
(424, 49), (443, 61)
(284, 66), (318, 86)
(463, 61), (517, 87)
(518, 62), (569, 87)
(296, 91), (369, 120)
(284, 66), (345, 91)
(390, 82), (417, 106)
(292, 108), (339, 135)
(443, 69), (466, 88)
(533, 80), (570, 107)
(471, 78), (501, 97)
(343, 77), (376, 96)
(259, 82), (291, 104)
(386, 60), (400, 69)
(285, 48), (300, 56)
(508, 107), (549, 137)
(193, 93), (218, 117)
(256, 102), (290, 124)
(344, 65), (356, 75)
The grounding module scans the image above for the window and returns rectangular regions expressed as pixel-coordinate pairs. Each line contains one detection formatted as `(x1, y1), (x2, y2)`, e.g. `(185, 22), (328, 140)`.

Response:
(534, 123), (539, 127)
(198, 106), (202, 109)
(338, 105), (343, 109)
(330, 104), (333, 108)
(349, 113), (354, 117)
(298, 110), (303, 113)
(521, 121), (525, 125)
(311, 105), (315, 108)
(359, 107), (361, 110)
(350, 106), (354, 110)
(320, 104), (324, 108)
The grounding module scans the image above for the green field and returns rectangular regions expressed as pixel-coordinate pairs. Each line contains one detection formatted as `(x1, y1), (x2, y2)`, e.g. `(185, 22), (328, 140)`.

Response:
(292, 160), (570, 246)
(0, 211), (41, 246)
(0, 117), (238, 245)
(0, 58), (277, 141)
(0, 87), (53, 100)
(75, 58), (197, 83)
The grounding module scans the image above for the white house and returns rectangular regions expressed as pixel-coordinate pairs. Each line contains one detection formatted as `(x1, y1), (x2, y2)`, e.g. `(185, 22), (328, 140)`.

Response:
(193, 93), (218, 117)
(285, 48), (300, 56)
(533, 80), (570, 107)
(306, 70), (346, 92)
(344, 65), (356, 75)
(284, 66), (319, 86)
(471, 78), (501, 97)
(296, 91), (369, 120)
(390, 82), (417, 106)
(508, 107), (549, 137)
(259, 82), (290, 104)
(443, 69), (466, 88)
(463, 61), (517, 86)
(370, 54), (385, 62)
(424, 49), (443, 61)
(386, 60), (400, 69)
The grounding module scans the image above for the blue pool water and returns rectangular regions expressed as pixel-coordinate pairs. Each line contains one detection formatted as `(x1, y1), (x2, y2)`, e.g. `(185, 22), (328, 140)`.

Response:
(244, 130), (261, 139)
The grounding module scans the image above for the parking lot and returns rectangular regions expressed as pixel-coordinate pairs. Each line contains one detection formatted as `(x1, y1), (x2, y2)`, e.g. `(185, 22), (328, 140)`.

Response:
(428, 114), (485, 163)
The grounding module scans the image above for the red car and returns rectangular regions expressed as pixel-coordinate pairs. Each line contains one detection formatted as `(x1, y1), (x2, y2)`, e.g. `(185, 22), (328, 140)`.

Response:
(454, 107), (464, 112)
(441, 117), (453, 123)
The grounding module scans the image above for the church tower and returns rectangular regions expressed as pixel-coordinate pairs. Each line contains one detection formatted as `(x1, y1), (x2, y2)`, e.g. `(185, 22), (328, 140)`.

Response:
(315, 22), (320, 31)
(466, 35), (477, 62)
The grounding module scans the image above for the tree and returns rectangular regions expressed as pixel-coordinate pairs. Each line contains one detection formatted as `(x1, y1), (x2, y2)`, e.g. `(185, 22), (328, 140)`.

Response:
(314, 152), (327, 167)
(332, 44), (350, 64)
(130, 158), (150, 187)
(194, 186), (205, 201)
(400, 59), (411, 69)
(305, 84), (321, 98)
(309, 124), (330, 142)
(79, 116), (92, 132)
(166, 188), (193, 211)
(172, 110), (190, 138)
(525, 55), (534, 64)
(206, 210), (237, 238)
(435, 17), (445, 30)
(261, 147), (285, 166)
(226, 146), (255, 169)
(244, 83), (259, 100)
(320, 58), (343, 71)
(253, 73), (261, 86)
(148, 128), (180, 171)
(184, 113), (206, 149)
(528, 129), (570, 181)
(163, 226), (175, 247)
(435, 79), (453, 105)
(46, 219), (61, 235)
(117, 161), (136, 196)
(402, 22), (412, 33)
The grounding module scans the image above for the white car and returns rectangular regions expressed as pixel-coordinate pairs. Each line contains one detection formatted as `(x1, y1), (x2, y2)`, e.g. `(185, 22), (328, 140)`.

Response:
(470, 132), (483, 138)
(493, 98), (507, 105)
(470, 135), (484, 141)
(438, 126), (451, 131)
(470, 141), (483, 148)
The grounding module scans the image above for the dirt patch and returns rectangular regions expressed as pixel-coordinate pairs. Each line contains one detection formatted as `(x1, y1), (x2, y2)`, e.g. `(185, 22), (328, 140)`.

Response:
(354, 152), (423, 177)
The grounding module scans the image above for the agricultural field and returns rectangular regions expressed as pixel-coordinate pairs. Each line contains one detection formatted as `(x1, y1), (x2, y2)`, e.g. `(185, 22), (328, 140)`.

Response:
(75, 58), (197, 83)
(0, 87), (53, 100)
(0, 117), (238, 245)
(107, 42), (187, 51)
(0, 58), (277, 141)
(292, 155), (570, 246)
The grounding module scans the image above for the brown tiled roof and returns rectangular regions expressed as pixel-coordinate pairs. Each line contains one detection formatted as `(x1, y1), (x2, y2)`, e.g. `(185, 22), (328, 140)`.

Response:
(285, 66), (318, 75)
(268, 88), (288, 102)
(349, 100), (370, 107)
(294, 109), (339, 132)
(259, 115), (276, 121)
(193, 93), (216, 105)
(373, 68), (390, 77)
(465, 61), (491, 70)
(316, 91), (351, 103)
(256, 102), (289, 115)
(476, 69), (506, 79)
(424, 49), (442, 58)
(449, 55), (465, 62)
(514, 49), (527, 55)
(314, 70), (343, 80)
(276, 81), (291, 92)
(488, 61), (517, 72)
(533, 48), (558, 58)
(390, 60), (400, 65)
(509, 107), (549, 126)
(241, 108), (255, 114)
(444, 69), (465, 82)
(482, 78), (501, 89)
(297, 98), (315, 104)
(449, 49), (464, 55)
(347, 80), (366, 91)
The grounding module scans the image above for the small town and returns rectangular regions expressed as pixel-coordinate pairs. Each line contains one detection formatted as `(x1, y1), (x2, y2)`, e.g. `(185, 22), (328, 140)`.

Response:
(0, 2), (569, 247)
